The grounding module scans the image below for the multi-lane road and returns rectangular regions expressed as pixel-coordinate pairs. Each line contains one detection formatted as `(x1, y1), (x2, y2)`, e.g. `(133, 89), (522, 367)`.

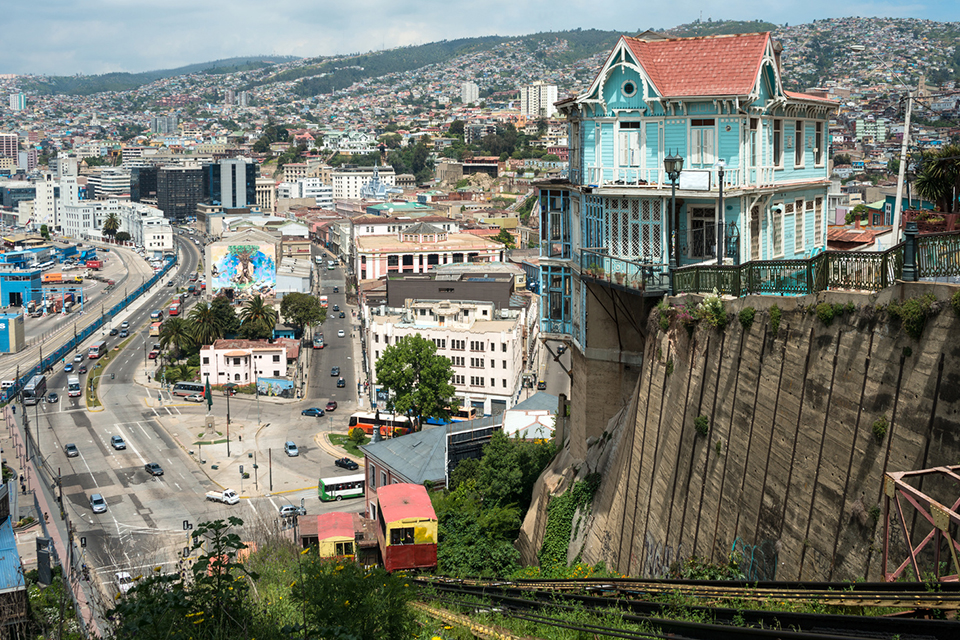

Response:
(26, 238), (367, 588)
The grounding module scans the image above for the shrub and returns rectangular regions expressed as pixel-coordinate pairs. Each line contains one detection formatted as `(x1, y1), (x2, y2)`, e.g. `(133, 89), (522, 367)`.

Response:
(696, 288), (728, 329)
(678, 301), (697, 336)
(952, 290), (960, 317)
(738, 307), (756, 331)
(769, 304), (782, 335)
(715, 439), (723, 456)
(816, 302), (836, 326)
(656, 298), (671, 332)
(694, 415), (709, 437)
(665, 358), (674, 376)
(887, 293), (937, 340)
(872, 416), (889, 442)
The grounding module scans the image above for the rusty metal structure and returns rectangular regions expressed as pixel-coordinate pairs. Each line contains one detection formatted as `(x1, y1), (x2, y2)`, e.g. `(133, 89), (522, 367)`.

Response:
(883, 465), (960, 582)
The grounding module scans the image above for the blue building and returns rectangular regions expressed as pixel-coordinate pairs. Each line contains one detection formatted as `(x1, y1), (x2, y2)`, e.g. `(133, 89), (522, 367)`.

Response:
(0, 270), (41, 307)
(539, 32), (836, 340)
(0, 312), (25, 353)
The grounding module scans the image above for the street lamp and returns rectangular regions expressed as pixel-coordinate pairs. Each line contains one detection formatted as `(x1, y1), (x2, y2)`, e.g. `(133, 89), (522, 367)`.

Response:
(225, 383), (237, 457)
(664, 151), (684, 292)
(715, 159), (725, 264)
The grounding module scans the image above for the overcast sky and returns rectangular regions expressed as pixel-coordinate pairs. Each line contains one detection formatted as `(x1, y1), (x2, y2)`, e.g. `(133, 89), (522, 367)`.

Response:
(5, 1), (959, 76)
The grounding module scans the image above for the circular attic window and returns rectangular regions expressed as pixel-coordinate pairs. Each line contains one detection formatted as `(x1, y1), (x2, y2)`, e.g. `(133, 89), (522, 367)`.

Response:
(621, 80), (637, 97)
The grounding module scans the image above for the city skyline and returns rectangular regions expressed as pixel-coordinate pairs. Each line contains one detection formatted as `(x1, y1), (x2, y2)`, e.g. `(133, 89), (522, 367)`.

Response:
(4, 1), (959, 76)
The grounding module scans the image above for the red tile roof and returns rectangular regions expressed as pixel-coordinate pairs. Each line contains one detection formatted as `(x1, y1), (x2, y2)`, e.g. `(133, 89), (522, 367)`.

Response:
(623, 32), (770, 97)
(377, 484), (436, 523)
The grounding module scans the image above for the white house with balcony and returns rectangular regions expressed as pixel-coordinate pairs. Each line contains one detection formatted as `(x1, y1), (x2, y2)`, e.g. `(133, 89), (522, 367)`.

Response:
(199, 339), (288, 386)
(365, 299), (524, 416)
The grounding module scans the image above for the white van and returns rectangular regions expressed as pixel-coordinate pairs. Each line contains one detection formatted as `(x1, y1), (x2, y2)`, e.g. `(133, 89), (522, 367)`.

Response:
(0, 381), (14, 391)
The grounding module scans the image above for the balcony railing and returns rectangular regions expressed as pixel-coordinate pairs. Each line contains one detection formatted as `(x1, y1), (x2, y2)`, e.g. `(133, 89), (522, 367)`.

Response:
(580, 248), (670, 293)
(584, 165), (751, 189)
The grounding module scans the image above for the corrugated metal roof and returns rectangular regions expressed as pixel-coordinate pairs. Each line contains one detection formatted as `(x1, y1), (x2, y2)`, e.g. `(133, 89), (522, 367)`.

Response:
(377, 484), (436, 523)
(0, 519), (25, 593)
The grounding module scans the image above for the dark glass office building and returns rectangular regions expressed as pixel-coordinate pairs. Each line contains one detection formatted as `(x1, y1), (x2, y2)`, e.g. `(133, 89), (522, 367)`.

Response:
(130, 166), (158, 202)
(157, 166), (203, 223)
(202, 159), (257, 208)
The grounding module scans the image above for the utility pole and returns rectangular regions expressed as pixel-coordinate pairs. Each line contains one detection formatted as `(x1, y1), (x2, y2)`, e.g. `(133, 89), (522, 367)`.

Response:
(893, 89), (913, 244)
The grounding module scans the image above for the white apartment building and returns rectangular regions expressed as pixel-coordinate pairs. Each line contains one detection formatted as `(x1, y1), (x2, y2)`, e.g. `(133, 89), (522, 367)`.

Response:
(8, 94), (25, 111)
(332, 165), (396, 200)
(256, 177), (276, 214)
(200, 339), (288, 385)
(366, 299), (524, 416)
(118, 203), (174, 256)
(519, 81), (558, 118)
(461, 81), (479, 105)
(87, 167), (131, 198)
(277, 177), (333, 208)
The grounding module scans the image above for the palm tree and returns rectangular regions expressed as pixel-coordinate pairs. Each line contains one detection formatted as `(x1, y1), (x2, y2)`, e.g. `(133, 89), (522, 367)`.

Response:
(239, 295), (278, 339)
(188, 301), (222, 346)
(914, 144), (960, 213)
(159, 318), (195, 360)
(165, 364), (193, 384)
(102, 212), (121, 239)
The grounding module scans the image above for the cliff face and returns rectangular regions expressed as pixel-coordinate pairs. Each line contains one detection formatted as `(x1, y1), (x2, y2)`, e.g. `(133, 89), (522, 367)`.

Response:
(518, 283), (960, 581)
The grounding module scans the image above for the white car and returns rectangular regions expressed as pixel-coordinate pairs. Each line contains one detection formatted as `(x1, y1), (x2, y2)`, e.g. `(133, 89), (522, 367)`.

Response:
(185, 393), (204, 402)
(338, 329), (345, 338)
(115, 571), (135, 595)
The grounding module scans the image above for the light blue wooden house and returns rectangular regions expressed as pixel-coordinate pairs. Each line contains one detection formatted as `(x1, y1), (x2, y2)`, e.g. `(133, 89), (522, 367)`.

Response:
(539, 31), (837, 338)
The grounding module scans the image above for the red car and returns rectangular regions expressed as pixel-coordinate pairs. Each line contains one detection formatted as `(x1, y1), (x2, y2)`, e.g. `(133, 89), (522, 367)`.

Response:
(325, 401), (338, 412)
(148, 350), (159, 360)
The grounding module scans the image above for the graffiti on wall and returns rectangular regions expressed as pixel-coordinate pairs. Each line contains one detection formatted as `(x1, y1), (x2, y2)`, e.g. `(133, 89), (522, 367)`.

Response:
(257, 377), (294, 399)
(210, 243), (276, 294)
(731, 537), (780, 582)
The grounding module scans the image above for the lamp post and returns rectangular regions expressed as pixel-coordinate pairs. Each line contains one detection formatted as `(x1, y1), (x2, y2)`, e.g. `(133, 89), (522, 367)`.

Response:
(664, 151), (684, 292)
(254, 364), (261, 427)
(224, 383), (236, 457)
(716, 159), (725, 264)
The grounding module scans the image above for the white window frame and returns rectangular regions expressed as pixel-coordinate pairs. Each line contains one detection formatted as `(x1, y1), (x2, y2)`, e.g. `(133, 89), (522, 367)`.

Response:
(814, 197), (824, 248)
(794, 199), (805, 254)
(794, 120), (804, 168)
(772, 202), (784, 258)
(618, 121), (641, 167)
(689, 122), (716, 167)
(814, 121), (825, 167)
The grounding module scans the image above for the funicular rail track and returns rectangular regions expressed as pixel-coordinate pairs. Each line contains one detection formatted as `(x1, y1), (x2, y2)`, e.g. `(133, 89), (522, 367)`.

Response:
(416, 577), (960, 640)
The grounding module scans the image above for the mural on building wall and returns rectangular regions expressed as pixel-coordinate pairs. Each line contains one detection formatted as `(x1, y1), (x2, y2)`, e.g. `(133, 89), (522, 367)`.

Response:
(257, 377), (294, 398)
(210, 243), (277, 294)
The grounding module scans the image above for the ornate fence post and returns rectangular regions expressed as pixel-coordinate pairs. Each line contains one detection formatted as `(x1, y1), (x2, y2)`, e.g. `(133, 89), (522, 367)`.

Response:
(903, 221), (918, 282)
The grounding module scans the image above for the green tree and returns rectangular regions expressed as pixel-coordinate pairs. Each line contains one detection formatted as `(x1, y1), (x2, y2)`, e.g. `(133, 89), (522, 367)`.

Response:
(163, 363), (193, 383)
(279, 292), (325, 336)
(915, 144), (960, 212)
(159, 317), (195, 360)
(102, 211), (121, 238)
(210, 295), (241, 337)
(293, 557), (414, 640)
(375, 334), (455, 427)
(239, 295), (278, 340)
(188, 301), (223, 346)
(107, 518), (266, 640)
(39, 224), (49, 239)
(492, 227), (516, 248)
(115, 230), (131, 243)
(448, 119), (465, 137)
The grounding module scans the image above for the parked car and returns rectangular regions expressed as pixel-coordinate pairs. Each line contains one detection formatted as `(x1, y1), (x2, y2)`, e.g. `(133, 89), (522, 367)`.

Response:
(284, 441), (299, 457)
(335, 457), (358, 470)
(185, 393), (204, 402)
(90, 493), (107, 513)
(338, 330), (345, 338)
(337, 377), (345, 388)
(64, 443), (79, 457)
(279, 504), (306, 518)
(47, 392), (58, 403)
(144, 462), (164, 476)
(325, 401), (338, 412)
(148, 350), (159, 360)
(110, 435), (126, 450)
(301, 407), (324, 417)
(331, 366), (340, 377)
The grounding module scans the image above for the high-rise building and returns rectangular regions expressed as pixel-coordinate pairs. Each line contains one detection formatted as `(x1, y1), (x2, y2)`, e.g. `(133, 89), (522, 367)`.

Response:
(8, 94), (25, 112)
(157, 166), (203, 222)
(0, 133), (17, 159)
(239, 91), (249, 107)
(461, 81), (479, 105)
(131, 166), (159, 202)
(202, 158), (258, 209)
(519, 81), (558, 118)
(225, 89), (235, 106)
(151, 115), (179, 135)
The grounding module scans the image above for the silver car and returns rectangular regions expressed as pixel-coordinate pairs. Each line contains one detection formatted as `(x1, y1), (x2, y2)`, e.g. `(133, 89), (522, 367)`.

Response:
(90, 493), (107, 514)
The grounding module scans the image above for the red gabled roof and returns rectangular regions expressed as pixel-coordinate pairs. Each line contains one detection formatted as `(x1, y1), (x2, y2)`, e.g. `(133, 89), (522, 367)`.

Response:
(623, 32), (770, 97)
(784, 90), (838, 104)
(377, 484), (436, 523)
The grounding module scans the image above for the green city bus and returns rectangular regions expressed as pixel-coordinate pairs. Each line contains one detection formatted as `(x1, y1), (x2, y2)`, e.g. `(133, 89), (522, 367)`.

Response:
(318, 474), (365, 502)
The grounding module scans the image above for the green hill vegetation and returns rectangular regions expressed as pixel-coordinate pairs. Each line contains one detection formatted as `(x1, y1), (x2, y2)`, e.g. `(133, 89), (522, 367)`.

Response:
(21, 56), (298, 95)
(670, 18), (781, 37)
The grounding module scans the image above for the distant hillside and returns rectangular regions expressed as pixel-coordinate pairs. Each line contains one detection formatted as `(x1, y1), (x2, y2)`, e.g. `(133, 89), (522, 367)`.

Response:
(263, 30), (622, 97)
(669, 19), (781, 37)
(22, 56), (300, 96)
